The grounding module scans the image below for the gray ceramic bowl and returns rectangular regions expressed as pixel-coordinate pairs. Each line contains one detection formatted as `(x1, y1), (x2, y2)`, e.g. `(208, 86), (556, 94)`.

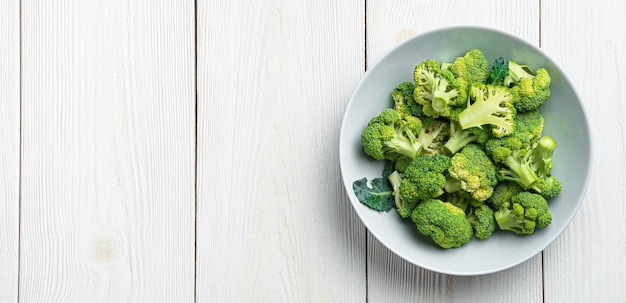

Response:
(339, 26), (592, 275)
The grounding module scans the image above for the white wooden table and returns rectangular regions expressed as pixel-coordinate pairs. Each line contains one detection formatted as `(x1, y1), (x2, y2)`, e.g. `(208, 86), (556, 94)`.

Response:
(1, 0), (624, 302)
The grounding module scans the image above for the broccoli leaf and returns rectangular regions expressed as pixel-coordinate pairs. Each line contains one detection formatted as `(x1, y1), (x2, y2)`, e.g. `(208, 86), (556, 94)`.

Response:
(352, 177), (394, 211)
(489, 57), (509, 85)
(382, 160), (395, 179)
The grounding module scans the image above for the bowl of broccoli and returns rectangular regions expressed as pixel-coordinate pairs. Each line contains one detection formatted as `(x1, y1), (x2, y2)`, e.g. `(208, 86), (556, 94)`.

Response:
(339, 26), (591, 275)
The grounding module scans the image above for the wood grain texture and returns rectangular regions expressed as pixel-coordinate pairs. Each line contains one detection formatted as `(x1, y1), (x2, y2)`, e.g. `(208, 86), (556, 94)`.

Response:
(542, 0), (626, 302)
(0, 0), (20, 302)
(366, 0), (541, 67)
(365, 1), (543, 302)
(20, 1), (195, 301)
(195, 0), (366, 302)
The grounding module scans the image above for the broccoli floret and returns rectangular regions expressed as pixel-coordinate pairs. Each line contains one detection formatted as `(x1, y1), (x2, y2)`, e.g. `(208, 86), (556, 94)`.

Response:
(413, 59), (464, 118)
(529, 136), (563, 198)
(486, 133), (562, 197)
(416, 117), (449, 156)
(532, 176), (563, 199)
(484, 132), (529, 163)
(484, 129), (538, 189)
(513, 192), (552, 228)
(457, 84), (517, 138)
(467, 204), (496, 239)
(503, 61), (535, 87)
(411, 199), (473, 248)
(392, 82), (422, 117)
(532, 135), (556, 177)
(487, 181), (522, 211)
(483, 112), (538, 160)
(484, 109), (543, 156)
(504, 61), (552, 112)
(361, 109), (423, 160)
(396, 154), (451, 217)
(448, 144), (499, 202)
(497, 145), (538, 189)
(447, 49), (490, 87)
(494, 201), (536, 235)
(483, 109), (551, 190)
(495, 191), (552, 235)
(514, 110), (544, 142)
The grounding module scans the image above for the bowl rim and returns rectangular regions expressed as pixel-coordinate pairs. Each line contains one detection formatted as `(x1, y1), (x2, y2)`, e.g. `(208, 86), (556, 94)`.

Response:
(339, 25), (593, 275)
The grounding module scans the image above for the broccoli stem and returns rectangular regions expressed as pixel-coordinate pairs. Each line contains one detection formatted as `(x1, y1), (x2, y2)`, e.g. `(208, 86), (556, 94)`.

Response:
(501, 154), (538, 189)
(388, 171), (403, 209)
(532, 136), (556, 176)
(387, 135), (422, 159)
(416, 123), (445, 155)
(458, 99), (512, 131)
(445, 177), (462, 193)
(431, 97), (447, 113)
(494, 208), (523, 233)
(443, 131), (477, 156)
(504, 61), (535, 87)
(430, 77), (459, 113)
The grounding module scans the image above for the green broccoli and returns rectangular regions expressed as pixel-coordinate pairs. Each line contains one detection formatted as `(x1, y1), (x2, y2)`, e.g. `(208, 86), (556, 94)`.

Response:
(447, 191), (470, 212)
(449, 49), (490, 83)
(495, 191), (552, 235)
(354, 49), (563, 248)
(467, 204), (496, 239)
(396, 154), (451, 218)
(504, 61), (551, 112)
(532, 135), (556, 176)
(392, 82), (422, 117)
(530, 136), (562, 198)
(360, 109), (423, 161)
(484, 110), (543, 162)
(443, 122), (476, 156)
(514, 109), (544, 142)
(393, 156), (413, 174)
(446, 191), (482, 212)
(413, 59), (464, 118)
(483, 108), (547, 187)
(448, 144), (499, 202)
(532, 176), (562, 199)
(411, 199), (473, 248)
(493, 142), (538, 189)
(442, 122), (492, 156)
(484, 120), (540, 188)
(487, 181), (522, 211)
(416, 117), (449, 155)
(485, 133), (561, 198)
(457, 84), (517, 138)
(447, 49), (490, 87)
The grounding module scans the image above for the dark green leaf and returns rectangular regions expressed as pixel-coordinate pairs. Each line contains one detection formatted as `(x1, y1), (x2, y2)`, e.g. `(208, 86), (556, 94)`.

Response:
(489, 57), (509, 85)
(382, 160), (395, 179)
(352, 177), (394, 211)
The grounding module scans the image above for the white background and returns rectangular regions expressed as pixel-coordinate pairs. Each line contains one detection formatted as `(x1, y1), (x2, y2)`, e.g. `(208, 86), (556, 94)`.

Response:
(1, 0), (624, 302)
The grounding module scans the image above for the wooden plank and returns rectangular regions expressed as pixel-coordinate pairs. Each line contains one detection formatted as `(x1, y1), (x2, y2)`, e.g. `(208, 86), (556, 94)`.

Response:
(0, 0), (20, 302)
(20, 1), (195, 301)
(365, 1), (543, 302)
(542, 0), (626, 302)
(195, 0), (366, 301)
